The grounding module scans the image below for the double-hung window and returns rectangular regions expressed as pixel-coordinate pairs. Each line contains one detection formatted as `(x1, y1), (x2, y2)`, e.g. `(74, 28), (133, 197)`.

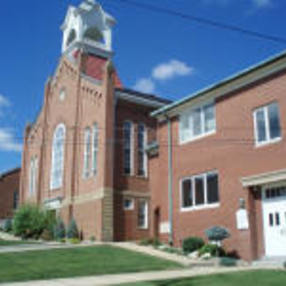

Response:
(138, 123), (147, 177)
(29, 156), (38, 195)
(138, 199), (148, 229)
(181, 171), (219, 211)
(179, 101), (216, 143)
(123, 121), (133, 175)
(254, 102), (281, 146)
(91, 124), (99, 176)
(83, 127), (91, 178)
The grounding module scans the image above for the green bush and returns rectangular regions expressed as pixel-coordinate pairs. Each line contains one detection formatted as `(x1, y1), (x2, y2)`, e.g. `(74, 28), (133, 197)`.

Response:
(53, 217), (66, 241)
(182, 237), (205, 254)
(283, 261), (286, 269)
(13, 204), (46, 239)
(219, 257), (237, 267)
(139, 238), (154, 246)
(199, 244), (226, 257)
(90, 236), (96, 242)
(3, 219), (13, 233)
(66, 218), (79, 239)
(68, 238), (80, 244)
(205, 226), (230, 243)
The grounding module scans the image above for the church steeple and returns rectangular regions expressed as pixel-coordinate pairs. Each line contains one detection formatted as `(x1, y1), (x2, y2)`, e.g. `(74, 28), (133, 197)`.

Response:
(61, 0), (116, 59)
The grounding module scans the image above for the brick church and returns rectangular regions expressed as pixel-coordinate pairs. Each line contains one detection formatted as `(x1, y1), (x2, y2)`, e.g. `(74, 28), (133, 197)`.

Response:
(20, 0), (286, 261)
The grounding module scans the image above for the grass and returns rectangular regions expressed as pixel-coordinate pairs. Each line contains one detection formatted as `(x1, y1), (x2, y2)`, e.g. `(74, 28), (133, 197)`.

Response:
(0, 245), (181, 283)
(0, 239), (39, 246)
(121, 270), (286, 286)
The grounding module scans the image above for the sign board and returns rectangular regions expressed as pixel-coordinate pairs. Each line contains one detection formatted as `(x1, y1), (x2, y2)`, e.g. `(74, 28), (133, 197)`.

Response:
(236, 209), (249, 230)
(160, 222), (170, 234)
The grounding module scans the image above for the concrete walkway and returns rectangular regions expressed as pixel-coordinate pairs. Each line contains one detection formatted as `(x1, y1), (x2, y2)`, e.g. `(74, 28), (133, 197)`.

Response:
(1, 266), (268, 286)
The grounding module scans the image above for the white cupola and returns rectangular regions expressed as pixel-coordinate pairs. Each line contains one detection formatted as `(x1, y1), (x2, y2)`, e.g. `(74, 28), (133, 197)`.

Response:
(61, 0), (116, 58)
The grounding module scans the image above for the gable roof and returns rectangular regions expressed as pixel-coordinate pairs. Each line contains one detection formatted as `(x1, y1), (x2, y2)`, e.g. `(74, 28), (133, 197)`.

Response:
(152, 50), (286, 118)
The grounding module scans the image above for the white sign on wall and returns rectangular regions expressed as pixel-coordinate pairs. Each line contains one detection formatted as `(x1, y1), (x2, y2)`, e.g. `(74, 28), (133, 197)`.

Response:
(160, 222), (170, 234)
(236, 209), (249, 230)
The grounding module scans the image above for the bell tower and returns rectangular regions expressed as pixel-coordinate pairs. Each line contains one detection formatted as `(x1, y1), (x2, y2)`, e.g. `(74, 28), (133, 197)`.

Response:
(61, 0), (116, 58)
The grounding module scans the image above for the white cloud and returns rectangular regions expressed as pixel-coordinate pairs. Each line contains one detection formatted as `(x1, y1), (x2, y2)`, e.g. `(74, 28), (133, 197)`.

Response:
(0, 129), (22, 152)
(252, 0), (271, 7)
(0, 94), (10, 116)
(133, 78), (156, 94)
(152, 60), (194, 81)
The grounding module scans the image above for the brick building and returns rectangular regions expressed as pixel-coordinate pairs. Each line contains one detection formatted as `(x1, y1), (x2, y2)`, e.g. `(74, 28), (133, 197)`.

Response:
(150, 52), (286, 261)
(0, 168), (20, 226)
(20, 0), (170, 241)
(20, 0), (286, 261)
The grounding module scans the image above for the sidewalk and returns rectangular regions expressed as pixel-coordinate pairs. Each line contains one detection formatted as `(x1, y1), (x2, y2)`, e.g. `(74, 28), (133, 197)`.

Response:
(2, 266), (262, 286)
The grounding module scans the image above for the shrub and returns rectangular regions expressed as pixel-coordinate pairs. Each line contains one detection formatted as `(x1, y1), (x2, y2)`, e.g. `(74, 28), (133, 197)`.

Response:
(139, 238), (154, 246)
(53, 217), (66, 241)
(67, 218), (79, 239)
(3, 219), (13, 233)
(13, 204), (46, 239)
(199, 244), (226, 257)
(219, 257), (237, 267)
(283, 261), (286, 269)
(90, 236), (96, 242)
(182, 237), (205, 254)
(68, 238), (80, 244)
(40, 229), (54, 241)
(205, 226), (230, 243)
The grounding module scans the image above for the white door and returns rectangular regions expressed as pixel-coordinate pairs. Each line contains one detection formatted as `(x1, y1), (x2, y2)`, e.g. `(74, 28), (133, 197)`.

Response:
(262, 185), (286, 256)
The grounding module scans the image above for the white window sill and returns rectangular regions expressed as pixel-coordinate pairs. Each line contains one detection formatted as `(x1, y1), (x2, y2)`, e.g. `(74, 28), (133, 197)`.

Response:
(255, 137), (282, 148)
(180, 130), (216, 146)
(181, 203), (220, 212)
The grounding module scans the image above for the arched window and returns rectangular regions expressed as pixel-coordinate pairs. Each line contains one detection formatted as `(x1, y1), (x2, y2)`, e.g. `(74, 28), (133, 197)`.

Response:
(29, 156), (38, 195)
(50, 124), (66, 190)
(83, 27), (104, 43)
(138, 123), (147, 177)
(92, 124), (99, 176)
(83, 127), (91, 178)
(123, 121), (133, 175)
(66, 29), (76, 47)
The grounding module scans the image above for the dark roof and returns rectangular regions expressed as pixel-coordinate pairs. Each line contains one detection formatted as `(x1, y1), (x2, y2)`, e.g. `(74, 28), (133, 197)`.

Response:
(0, 167), (21, 179)
(115, 87), (172, 105)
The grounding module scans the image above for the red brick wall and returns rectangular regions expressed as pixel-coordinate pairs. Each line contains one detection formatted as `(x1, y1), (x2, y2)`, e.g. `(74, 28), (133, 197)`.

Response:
(0, 169), (20, 219)
(150, 70), (286, 261)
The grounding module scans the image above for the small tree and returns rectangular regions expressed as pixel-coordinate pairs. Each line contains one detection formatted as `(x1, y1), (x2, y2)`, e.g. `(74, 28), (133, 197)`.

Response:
(3, 219), (13, 233)
(13, 204), (46, 239)
(67, 217), (79, 239)
(205, 226), (230, 256)
(54, 217), (66, 241)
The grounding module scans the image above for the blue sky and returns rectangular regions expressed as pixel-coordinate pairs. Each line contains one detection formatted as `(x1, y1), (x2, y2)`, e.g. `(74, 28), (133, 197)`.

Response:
(0, 0), (285, 172)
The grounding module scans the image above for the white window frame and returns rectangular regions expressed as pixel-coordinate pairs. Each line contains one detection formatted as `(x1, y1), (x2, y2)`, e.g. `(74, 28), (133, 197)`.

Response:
(91, 123), (99, 176)
(83, 127), (91, 179)
(50, 124), (66, 190)
(29, 156), (38, 196)
(123, 121), (134, 176)
(137, 123), (148, 177)
(253, 102), (282, 147)
(123, 198), (135, 211)
(179, 100), (216, 145)
(138, 199), (148, 229)
(180, 171), (220, 212)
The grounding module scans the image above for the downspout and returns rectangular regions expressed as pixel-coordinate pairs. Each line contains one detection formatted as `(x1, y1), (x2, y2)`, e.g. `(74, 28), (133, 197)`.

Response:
(166, 115), (174, 245)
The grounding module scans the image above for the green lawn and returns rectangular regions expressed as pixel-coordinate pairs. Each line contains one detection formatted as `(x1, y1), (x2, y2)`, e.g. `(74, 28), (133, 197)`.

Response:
(0, 245), (180, 283)
(121, 270), (286, 286)
(0, 240), (39, 246)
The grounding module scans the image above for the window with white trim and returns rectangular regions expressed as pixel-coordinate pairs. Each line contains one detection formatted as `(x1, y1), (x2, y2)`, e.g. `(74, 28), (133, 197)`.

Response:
(138, 199), (148, 229)
(123, 121), (133, 175)
(83, 127), (91, 178)
(29, 156), (38, 195)
(50, 124), (65, 190)
(179, 102), (216, 143)
(138, 123), (147, 177)
(92, 123), (99, 176)
(181, 171), (219, 210)
(123, 198), (134, 210)
(254, 102), (281, 146)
